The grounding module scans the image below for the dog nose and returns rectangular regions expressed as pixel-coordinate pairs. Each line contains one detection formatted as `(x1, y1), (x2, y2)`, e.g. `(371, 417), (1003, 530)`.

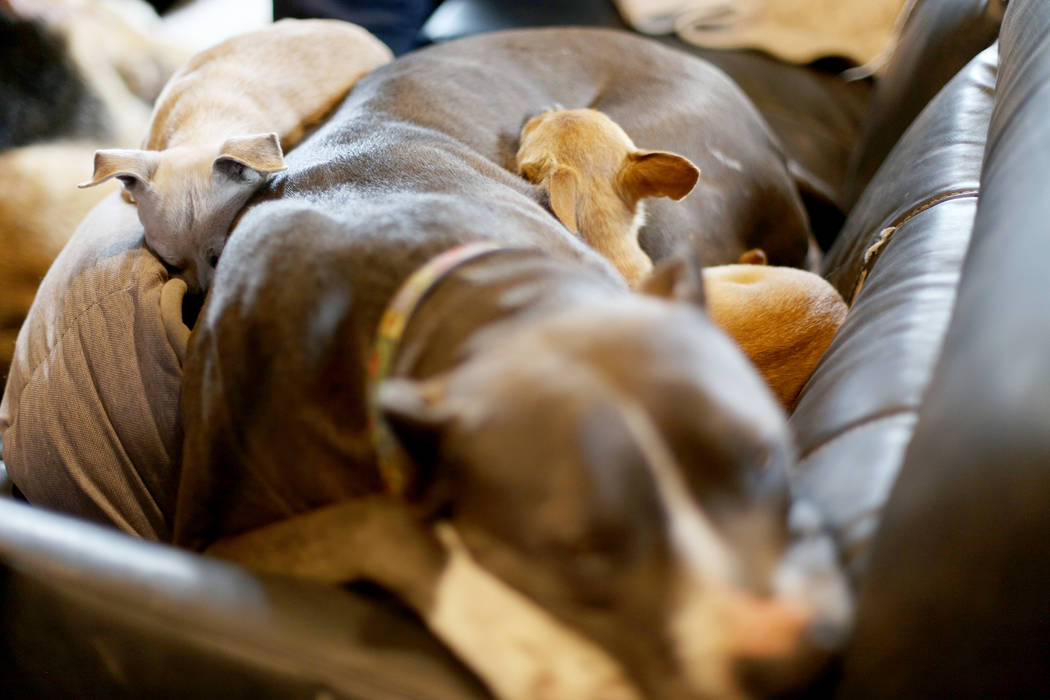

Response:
(732, 620), (837, 698)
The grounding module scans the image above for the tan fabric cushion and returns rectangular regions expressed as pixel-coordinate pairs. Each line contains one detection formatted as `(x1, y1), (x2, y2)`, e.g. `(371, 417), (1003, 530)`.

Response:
(0, 193), (188, 541)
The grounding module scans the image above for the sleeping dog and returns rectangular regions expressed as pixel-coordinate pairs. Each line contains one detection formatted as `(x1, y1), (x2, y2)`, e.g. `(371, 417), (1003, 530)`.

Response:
(79, 19), (392, 292)
(176, 28), (846, 699)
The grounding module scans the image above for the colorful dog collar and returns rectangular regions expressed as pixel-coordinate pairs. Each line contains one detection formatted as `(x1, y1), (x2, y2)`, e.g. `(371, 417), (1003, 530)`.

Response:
(366, 241), (511, 495)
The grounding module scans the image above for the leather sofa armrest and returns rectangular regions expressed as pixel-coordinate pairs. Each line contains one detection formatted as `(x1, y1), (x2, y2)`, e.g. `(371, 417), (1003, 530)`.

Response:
(790, 42), (997, 581)
(0, 498), (488, 699)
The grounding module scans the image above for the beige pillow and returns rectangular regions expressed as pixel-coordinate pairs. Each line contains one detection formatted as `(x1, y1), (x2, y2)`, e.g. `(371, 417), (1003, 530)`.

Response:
(0, 193), (189, 541)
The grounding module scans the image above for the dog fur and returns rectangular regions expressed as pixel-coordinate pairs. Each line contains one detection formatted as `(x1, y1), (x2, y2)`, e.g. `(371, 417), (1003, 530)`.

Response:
(78, 18), (392, 292)
(516, 107), (700, 285)
(0, 0), (188, 385)
(172, 28), (846, 699)
(703, 260), (848, 409)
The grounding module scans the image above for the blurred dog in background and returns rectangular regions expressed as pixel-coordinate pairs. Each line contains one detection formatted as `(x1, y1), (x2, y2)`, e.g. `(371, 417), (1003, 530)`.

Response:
(0, 0), (266, 386)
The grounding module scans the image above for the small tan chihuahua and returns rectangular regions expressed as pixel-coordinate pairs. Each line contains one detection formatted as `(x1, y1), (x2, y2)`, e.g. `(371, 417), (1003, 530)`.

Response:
(79, 19), (392, 291)
(516, 107), (700, 286)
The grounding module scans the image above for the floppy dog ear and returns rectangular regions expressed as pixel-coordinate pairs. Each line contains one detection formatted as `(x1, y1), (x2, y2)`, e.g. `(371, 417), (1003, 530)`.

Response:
(638, 250), (706, 307)
(78, 149), (153, 192)
(620, 150), (700, 202)
(377, 377), (455, 505)
(214, 133), (287, 182)
(546, 166), (579, 233)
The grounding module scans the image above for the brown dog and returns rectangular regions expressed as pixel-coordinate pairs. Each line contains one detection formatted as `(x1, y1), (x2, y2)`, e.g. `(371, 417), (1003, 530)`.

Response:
(516, 107), (700, 285)
(174, 28), (846, 699)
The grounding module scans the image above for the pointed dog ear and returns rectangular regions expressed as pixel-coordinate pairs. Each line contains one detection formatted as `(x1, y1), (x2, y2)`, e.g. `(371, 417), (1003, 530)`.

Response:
(638, 249), (706, 307)
(547, 165), (579, 233)
(620, 150), (700, 202)
(78, 149), (154, 190)
(738, 248), (768, 265)
(213, 132), (286, 182)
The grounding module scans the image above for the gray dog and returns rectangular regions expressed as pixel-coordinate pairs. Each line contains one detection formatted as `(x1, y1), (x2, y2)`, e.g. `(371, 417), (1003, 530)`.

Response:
(177, 28), (844, 699)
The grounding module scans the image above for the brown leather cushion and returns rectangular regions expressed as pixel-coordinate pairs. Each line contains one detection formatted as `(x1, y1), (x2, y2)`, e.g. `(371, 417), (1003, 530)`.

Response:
(841, 0), (1050, 694)
(789, 43), (998, 581)
(0, 497), (488, 699)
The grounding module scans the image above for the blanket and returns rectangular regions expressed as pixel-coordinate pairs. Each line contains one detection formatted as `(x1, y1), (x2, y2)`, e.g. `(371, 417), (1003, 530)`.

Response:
(615, 0), (913, 67)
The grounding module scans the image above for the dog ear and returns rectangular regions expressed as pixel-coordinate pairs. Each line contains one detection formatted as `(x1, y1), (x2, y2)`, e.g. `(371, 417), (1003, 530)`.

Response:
(738, 248), (768, 265)
(620, 150), (700, 202)
(78, 149), (153, 191)
(377, 377), (454, 504)
(547, 165), (579, 233)
(638, 250), (706, 307)
(214, 133), (287, 182)
(517, 155), (548, 184)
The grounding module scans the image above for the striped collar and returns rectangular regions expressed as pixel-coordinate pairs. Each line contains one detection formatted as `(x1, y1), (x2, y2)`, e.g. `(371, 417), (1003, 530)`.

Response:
(366, 241), (513, 495)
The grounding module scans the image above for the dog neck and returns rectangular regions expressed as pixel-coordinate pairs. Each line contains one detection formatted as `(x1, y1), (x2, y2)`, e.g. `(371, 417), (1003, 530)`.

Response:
(390, 247), (627, 383)
(576, 190), (653, 286)
(366, 244), (627, 506)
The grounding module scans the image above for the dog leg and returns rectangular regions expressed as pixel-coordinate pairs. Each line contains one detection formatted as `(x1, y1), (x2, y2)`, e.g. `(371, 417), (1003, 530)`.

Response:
(207, 502), (640, 699)
(205, 495), (445, 609)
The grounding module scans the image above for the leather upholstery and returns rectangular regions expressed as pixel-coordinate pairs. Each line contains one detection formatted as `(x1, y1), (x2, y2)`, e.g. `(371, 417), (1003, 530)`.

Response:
(791, 44), (996, 581)
(842, 0), (1004, 208)
(0, 496), (488, 699)
(839, 0), (1050, 694)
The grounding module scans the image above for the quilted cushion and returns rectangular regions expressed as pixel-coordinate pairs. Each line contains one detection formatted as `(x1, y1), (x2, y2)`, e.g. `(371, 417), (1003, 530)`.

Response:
(0, 193), (188, 541)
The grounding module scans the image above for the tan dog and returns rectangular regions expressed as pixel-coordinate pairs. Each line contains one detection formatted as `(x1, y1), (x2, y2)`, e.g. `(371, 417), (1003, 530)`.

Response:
(78, 19), (392, 291)
(516, 107), (700, 285)
(703, 259), (847, 410)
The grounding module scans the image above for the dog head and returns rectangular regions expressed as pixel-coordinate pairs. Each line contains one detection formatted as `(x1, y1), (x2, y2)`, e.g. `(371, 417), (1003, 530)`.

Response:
(378, 263), (847, 697)
(516, 107), (700, 235)
(79, 132), (286, 291)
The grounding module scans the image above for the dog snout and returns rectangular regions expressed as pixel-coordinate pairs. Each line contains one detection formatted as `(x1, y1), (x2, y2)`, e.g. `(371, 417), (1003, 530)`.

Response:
(732, 621), (836, 699)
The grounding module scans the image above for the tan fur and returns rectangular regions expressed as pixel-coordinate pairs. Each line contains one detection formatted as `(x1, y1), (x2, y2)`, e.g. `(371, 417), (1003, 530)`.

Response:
(516, 108), (700, 286)
(0, 142), (120, 379)
(79, 19), (393, 291)
(0, 0), (190, 383)
(703, 263), (847, 410)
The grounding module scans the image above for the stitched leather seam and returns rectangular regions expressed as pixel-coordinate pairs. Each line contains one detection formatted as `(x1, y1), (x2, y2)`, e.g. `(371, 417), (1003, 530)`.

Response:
(847, 187), (980, 303)
(886, 187), (980, 231)
(795, 405), (915, 462)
